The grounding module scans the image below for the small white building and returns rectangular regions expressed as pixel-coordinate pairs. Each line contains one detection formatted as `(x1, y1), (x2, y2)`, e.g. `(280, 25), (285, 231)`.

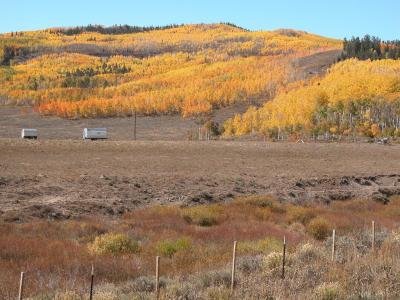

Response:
(21, 128), (38, 139)
(83, 128), (108, 140)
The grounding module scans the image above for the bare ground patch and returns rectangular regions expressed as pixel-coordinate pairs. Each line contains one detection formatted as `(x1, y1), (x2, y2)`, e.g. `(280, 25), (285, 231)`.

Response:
(1, 139), (399, 222)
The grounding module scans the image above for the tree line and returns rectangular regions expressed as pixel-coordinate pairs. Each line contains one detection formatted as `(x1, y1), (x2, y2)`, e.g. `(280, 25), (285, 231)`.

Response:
(340, 35), (400, 60)
(49, 23), (248, 36)
(51, 24), (185, 36)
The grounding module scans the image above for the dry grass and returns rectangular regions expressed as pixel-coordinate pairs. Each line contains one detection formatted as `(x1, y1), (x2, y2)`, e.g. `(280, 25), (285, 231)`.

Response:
(42, 232), (400, 299)
(1, 196), (400, 298)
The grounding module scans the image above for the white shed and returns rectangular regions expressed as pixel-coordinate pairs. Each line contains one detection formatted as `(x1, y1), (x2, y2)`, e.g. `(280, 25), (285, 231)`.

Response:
(21, 128), (38, 139)
(83, 128), (108, 140)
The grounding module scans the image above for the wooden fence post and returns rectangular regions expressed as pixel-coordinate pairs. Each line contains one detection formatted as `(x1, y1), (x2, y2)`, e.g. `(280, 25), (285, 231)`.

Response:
(331, 229), (336, 262)
(18, 272), (25, 300)
(155, 256), (160, 299)
(282, 236), (286, 279)
(89, 264), (94, 300)
(230, 241), (237, 294)
(372, 220), (375, 252)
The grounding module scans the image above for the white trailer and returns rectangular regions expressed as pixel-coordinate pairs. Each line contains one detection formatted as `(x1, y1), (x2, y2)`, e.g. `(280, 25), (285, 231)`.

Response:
(83, 128), (108, 140)
(21, 128), (38, 139)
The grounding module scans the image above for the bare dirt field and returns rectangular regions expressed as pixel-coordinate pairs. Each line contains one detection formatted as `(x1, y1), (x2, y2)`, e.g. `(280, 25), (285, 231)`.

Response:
(1, 138), (399, 222)
(0, 104), (249, 141)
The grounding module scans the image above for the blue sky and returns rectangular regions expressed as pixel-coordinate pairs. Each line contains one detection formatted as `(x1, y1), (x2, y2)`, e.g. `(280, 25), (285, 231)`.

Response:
(2, 0), (399, 39)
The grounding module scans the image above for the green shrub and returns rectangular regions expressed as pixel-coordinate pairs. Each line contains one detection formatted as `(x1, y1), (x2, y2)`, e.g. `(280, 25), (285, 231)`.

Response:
(307, 217), (331, 240)
(181, 205), (224, 226)
(88, 233), (140, 256)
(156, 238), (192, 258)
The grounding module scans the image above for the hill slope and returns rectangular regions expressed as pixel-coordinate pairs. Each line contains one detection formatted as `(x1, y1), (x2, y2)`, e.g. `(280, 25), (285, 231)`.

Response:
(0, 24), (341, 118)
(224, 59), (400, 139)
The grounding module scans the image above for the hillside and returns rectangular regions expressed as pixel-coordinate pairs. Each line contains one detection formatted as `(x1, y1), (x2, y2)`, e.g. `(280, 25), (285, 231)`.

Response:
(0, 24), (341, 118)
(224, 58), (400, 139)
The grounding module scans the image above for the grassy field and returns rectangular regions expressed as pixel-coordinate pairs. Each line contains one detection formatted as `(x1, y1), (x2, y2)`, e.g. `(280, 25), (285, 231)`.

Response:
(1, 195), (400, 299)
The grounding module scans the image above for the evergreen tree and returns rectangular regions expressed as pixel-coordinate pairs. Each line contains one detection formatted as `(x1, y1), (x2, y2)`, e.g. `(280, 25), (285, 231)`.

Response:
(342, 35), (400, 60)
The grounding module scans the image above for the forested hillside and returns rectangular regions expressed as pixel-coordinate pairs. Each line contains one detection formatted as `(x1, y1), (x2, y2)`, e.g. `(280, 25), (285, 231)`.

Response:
(224, 59), (400, 138)
(0, 24), (340, 118)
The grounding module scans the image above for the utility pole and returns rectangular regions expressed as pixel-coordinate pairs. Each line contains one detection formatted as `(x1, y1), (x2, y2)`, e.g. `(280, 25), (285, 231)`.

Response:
(133, 109), (137, 141)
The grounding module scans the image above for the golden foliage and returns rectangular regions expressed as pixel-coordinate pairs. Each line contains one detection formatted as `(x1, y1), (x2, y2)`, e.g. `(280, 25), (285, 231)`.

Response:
(88, 232), (140, 256)
(224, 59), (400, 137)
(0, 24), (341, 118)
(306, 217), (331, 241)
